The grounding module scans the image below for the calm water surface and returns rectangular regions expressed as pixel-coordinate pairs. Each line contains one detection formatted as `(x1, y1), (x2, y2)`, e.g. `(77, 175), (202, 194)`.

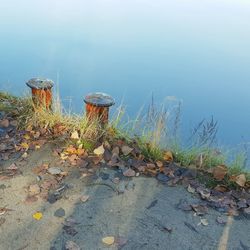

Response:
(0, 0), (250, 147)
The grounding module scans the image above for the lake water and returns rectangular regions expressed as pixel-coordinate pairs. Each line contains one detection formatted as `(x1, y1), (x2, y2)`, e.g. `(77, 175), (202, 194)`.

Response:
(0, 0), (250, 148)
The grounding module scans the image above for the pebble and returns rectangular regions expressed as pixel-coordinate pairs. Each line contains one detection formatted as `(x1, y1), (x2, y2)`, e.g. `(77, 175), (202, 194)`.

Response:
(156, 173), (170, 183)
(54, 208), (65, 217)
(48, 167), (61, 175)
(99, 172), (110, 180)
(123, 168), (136, 177)
(117, 182), (126, 193)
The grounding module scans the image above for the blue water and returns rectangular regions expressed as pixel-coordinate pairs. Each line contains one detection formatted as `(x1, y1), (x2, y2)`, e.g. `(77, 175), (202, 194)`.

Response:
(0, 0), (250, 146)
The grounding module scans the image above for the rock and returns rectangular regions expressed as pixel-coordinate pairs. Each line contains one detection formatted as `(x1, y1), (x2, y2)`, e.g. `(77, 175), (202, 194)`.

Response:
(123, 168), (135, 177)
(65, 240), (80, 250)
(0, 119), (9, 128)
(10, 120), (18, 127)
(54, 208), (65, 217)
(117, 182), (126, 193)
(156, 173), (170, 183)
(28, 184), (40, 195)
(99, 172), (110, 180)
(126, 181), (135, 190)
(48, 167), (61, 175)
(47, 193), (59, 204)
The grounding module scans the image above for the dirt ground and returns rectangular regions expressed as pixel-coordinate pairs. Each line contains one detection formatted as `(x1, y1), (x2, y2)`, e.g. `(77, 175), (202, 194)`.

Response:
(0, 144), (250, 250)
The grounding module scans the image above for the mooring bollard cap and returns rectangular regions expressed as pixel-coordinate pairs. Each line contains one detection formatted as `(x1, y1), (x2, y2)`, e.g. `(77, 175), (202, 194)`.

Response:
(26, 77), (54, 90)
(84, 92), (115, 107)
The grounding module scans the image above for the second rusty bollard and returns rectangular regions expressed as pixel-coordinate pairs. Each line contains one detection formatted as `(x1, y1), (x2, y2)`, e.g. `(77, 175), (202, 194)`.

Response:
(26, 77), (54, 110)
(84, 92), (115, 125)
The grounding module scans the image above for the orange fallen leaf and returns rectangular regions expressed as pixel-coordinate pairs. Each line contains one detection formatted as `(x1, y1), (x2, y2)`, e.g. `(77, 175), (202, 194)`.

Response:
(163, 151), (173, 162)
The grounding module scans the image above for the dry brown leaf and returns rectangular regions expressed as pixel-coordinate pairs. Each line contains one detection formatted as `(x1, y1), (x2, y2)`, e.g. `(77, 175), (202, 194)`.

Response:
(7, 163), (18, 170)
(93, 145), (105, 155)
(112, 146), (120, 155)
(71, 131), (79, 140)
(187, 185), (195, 194)
(213, 165), (227, 181)
(163, 151), (173, 162)
(235, 174), (246, 187)
(214, 185), (228, 192)
(121, 145), (133, 156)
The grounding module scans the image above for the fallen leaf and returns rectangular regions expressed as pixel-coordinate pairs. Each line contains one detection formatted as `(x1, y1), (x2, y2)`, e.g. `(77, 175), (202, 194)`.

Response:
(214, 185), (228, 192)
(7, 163), (18, 170)
(121, 145), (133, 156)
(102, 236), (115, 245)
(112, 146), (120, 155)
(65, 145), (77, 155)
(80, 195), (89, 203)
(199, 218), (208, 226)
(235, 174), (246, 187)
(65, 240), (80, 250)
(71, 131), (79, 140)
(32, 212), (43, 220)
(22, 152), (28, 158)
(23, 134), (31, 140)
(93, 145), (105, 155)
(28, 184), (40, 195)
(213, 165), (227, 181)
(163, 151), (173, 162)
(20, 142), (29, 150)
(187, 185), (195, 194)
(191, 204), (208, 216)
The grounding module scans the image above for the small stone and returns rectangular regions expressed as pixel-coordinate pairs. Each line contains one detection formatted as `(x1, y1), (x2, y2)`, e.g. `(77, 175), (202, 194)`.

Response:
(156, 173), (170, 183)
(99, 172), (110, 180)
(10, 120), (18, 127)
(28, 184), (40, 195)
(118, 182), (126, 193)
(48, 167), (61, 175)
(123, 168), (135, 177)
(0, 119), (9, 128)
(65, 240), (80, 250)
(216, 216), (227, 225)
(54, 208), (65, 217)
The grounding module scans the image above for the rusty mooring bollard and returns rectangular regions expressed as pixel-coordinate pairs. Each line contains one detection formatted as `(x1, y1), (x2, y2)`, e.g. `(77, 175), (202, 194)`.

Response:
(26, 77), (54, 109)
(84, 92), (115, 124)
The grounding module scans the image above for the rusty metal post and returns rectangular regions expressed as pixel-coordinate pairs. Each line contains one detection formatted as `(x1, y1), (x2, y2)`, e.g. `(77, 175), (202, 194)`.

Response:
(26, 78), (54, 110)
(84, 92), (115, 125)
